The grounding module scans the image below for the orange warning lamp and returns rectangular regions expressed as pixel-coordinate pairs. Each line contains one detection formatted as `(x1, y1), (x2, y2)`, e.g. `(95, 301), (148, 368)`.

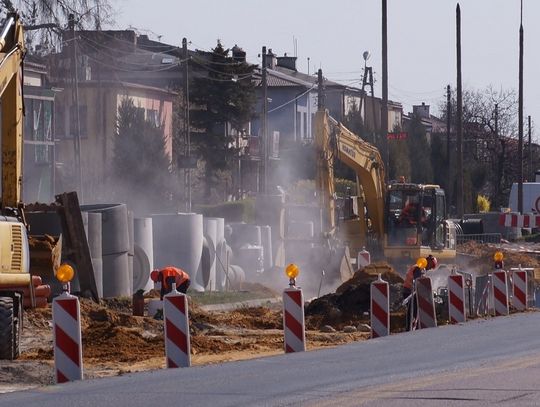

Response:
(494, 251), (504, 269)
(285, 263), (300, 279)
(56, 263), (75, 283)
(416, 257), (428, 269)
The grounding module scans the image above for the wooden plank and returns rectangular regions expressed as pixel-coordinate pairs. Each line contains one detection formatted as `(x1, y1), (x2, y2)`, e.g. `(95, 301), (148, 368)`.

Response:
(55, 192), (99, 302)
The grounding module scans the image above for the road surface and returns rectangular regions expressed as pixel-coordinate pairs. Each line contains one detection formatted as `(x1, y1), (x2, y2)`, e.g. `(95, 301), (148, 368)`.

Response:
(1, 312), (540, 406)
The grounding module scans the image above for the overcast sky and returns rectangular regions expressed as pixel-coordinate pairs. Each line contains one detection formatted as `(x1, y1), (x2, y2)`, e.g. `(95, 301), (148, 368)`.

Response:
(113, 0), (538, 140)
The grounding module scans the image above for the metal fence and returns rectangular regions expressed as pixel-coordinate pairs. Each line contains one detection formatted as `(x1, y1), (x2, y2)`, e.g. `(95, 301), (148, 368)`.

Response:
(457, 233), (502, 245)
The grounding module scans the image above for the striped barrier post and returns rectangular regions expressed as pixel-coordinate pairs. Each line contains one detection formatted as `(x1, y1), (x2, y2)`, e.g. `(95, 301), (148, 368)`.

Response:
(512, 269), (528, 311)
(283, 287), (306, 353)
(163, 286), (191, 368)
(370, 275), (389, 338)
(416, 277), (437, 329)
(448, 273), (466, 323)
(53, 291), (83, 383)
(357, 247), (371, 269)
(492, 270), (509, 316)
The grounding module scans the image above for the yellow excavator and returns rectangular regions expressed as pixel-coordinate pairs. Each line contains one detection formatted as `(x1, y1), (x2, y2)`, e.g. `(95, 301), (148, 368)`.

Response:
(314, 109), (456, 273)
(0, 12), (31, 359)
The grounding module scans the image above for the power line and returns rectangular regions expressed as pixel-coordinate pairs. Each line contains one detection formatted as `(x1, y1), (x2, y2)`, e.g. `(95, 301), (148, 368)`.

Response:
(268, 85), (316, 113)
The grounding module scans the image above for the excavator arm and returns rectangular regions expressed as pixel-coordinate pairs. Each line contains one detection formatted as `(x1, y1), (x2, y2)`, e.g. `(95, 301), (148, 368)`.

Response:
(314, 110), (386, 242)
(0, 13), (25, 208)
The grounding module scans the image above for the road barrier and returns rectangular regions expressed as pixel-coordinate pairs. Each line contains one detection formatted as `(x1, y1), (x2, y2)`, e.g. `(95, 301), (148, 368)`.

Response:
(357, 247), (371, 269)
(492, 271), (509, 316)
(416, 277), (437, 329)
(448, 273), (466, 323)
(512, 269), (528, 311)
(499, 212), (540, 228)
(52, 292), (83, 383)
(370, 275), (389, 338)
(163, 286), (191, 368)
(283, 287), (306, 353)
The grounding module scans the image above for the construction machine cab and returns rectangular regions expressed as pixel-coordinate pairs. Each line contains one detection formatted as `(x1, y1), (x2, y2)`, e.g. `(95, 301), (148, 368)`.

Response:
(384, 183), (455, 261)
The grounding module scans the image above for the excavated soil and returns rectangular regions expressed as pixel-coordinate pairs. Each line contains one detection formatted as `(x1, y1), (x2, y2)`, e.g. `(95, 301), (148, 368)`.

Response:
(4, 293), (366, 392)
(306, 263), (404, 330)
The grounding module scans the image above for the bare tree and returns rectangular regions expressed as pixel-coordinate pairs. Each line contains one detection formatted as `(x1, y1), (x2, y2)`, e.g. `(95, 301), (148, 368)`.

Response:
(1, 0), (114, 52)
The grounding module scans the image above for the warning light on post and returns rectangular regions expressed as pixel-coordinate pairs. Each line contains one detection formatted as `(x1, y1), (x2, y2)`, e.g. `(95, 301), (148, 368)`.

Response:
(416, 257), (428, 269)
(56, 263), (74, 283)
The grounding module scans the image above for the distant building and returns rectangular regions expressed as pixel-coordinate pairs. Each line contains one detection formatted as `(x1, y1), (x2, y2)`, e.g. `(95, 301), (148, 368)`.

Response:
(23, 58), (58, 203)
(46, 36), (175, 200)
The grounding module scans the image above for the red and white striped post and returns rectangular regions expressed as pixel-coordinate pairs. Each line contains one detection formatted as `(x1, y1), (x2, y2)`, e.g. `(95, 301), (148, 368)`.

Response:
(512, 269), (528, 311)
(283, 287), (306, 353)
(448, 272), (466, 323)
(370, 274), (389, 338)
(163, 285), (191, 368)
(53, 291), (83, 383)
(357, 247), (371, 269)
(492, 270), (509, 316)
(416, 277), (437, 329)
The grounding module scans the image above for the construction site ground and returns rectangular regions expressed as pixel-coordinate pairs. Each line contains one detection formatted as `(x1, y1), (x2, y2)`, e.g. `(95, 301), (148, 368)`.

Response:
(2, 240), (538, 394)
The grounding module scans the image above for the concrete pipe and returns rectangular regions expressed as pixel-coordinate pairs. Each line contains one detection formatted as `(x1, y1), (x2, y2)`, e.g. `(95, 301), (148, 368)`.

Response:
(198, 236), (214, 289)
(152, 213), (204, 291)
(134, 217), (154, 271)
(127, 211), (134, 294)
(260, 225), (273, 270)
(102, 252), (130, 298)
(133, 244), (152, 292)
(92, 257), (103, 299)
(206, 217), (225, 290)
(86, 212), (102, 259)
(236, 245), (264, 280)
(81, 204), (130, 255)
(227, 264), (245, 290)
(203, 218), (218, 291)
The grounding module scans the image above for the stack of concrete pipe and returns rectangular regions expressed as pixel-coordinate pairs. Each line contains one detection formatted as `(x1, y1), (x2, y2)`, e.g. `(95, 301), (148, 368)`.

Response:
(82, 204), (131, 298)
(152, 213), (205, 292)
(133, 217), (153, 293)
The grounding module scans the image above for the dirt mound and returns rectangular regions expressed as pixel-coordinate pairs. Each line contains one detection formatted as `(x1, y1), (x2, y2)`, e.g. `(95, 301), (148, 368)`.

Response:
(459, 241), (540, 272)
(306, 263), (404, 329)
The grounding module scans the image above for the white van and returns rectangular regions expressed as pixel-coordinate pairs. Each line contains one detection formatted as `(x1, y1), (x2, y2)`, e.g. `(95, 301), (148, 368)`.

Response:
(509, 170), (540, 213)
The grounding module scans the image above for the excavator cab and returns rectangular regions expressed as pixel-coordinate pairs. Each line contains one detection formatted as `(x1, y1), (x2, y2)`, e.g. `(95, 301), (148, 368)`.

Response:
(384, 183), (456, 262)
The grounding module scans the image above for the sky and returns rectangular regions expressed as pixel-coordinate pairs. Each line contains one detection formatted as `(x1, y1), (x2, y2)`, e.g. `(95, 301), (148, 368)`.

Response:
(113, 0), (539, 141)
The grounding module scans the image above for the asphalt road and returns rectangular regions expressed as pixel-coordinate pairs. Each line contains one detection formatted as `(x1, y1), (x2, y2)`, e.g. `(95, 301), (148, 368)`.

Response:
(2, 312), (540, 407)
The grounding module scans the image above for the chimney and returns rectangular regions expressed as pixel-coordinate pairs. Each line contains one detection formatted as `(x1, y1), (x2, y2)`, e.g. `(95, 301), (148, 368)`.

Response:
(277, 53), (297, 71)
(266, 49), (277, 69)
(413, 102), (430, 119)
(232, 45), (246, 62)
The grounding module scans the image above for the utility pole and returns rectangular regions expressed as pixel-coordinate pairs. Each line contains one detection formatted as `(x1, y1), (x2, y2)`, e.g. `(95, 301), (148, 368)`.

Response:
(183, 38), (191, 212)
(381, 0), (389, 177)
(260, 46), (268, 195)
(68, 14), (83, 202)
(528, 115), (532, 181)
(317, 69), (325, 110)
(446, 85), (451, 194)
(456, 3), (464, 218)
(518, 0), (524, 213)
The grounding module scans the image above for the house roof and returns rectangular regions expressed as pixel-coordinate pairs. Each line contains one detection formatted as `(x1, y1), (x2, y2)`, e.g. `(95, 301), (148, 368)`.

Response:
(76, 79), (177, 96)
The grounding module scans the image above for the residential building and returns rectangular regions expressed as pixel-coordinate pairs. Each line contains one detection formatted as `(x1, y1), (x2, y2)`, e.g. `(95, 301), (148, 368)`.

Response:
(23, 58), (58, 203)
(47, 37), (175, 201)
